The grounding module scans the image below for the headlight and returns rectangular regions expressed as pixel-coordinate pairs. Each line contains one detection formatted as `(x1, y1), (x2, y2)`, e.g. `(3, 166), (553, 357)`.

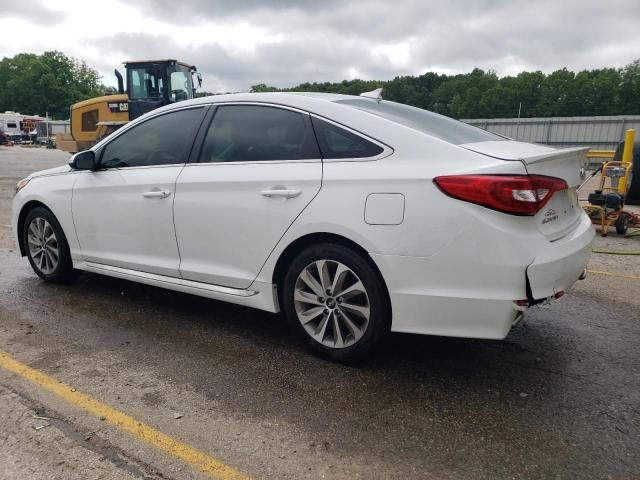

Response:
(15, 177), (30, 195)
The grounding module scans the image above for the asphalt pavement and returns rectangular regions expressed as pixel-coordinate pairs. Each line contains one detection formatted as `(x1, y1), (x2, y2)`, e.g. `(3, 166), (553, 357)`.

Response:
(0, 146), (639, 479)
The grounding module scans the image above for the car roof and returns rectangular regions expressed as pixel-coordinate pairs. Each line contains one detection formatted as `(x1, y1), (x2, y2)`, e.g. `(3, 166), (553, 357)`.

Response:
(166, 91), (360, 109)
(149, 91), (384, 127)
(128, 91), (502, 147)
(143, 91), (381, 128)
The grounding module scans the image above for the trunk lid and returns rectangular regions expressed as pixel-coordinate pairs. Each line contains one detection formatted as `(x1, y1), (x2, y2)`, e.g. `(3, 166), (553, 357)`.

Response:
(462, 140), (589, 241)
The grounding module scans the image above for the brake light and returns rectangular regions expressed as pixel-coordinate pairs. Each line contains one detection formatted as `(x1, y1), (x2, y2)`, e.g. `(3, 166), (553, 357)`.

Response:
(433, 175), (568, 216)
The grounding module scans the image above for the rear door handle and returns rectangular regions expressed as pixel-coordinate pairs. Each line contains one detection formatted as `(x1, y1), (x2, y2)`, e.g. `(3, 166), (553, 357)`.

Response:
(261, 188), (302, 199)
(142, 190), (172, 198)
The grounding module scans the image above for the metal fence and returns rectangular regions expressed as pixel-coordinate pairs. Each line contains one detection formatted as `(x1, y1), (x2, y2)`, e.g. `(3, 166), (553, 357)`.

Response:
(462, 115), (640, 151)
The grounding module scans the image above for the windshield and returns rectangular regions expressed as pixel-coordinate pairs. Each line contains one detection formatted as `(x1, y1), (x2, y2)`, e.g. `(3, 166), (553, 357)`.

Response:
(335, 98), (504, 145)
(129, 66), (164, 100)
(168, 65), (194, 102)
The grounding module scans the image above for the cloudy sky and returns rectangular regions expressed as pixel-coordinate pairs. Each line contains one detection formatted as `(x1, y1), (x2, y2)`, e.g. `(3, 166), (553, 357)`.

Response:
(2, 0), (640, 92)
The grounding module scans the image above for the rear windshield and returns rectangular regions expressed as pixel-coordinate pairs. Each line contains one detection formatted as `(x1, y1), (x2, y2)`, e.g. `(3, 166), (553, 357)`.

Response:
(335, 98), (504, 145)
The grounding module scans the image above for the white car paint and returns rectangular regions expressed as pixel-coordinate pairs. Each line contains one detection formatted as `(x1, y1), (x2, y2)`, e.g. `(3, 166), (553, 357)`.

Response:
(73, 165), (184, 277)
(364, 193), (405, 225)
(13, 92), (594, 341)
(174, 160), (322, 289)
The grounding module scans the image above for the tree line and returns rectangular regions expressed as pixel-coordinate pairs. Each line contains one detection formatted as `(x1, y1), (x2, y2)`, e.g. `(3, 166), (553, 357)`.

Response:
(1, 50), (639, 120)
(0, 52), (103, 120)
(252, 60), (640, 119)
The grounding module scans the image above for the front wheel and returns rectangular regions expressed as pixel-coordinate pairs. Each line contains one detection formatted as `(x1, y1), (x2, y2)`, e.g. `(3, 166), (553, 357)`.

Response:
(23, 207), (78, 282)
(282, 244), (390, 363)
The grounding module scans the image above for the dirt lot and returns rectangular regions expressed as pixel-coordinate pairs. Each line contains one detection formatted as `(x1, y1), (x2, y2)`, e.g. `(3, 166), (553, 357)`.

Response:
(0, 146), (639, 479)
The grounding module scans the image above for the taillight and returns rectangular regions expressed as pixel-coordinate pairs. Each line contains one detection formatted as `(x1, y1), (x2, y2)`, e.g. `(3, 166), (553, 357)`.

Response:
(433, 174), (568, 216)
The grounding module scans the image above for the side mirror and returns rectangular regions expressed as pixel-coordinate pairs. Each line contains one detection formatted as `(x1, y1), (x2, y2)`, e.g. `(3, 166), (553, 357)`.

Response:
(69, 150), (97, 170)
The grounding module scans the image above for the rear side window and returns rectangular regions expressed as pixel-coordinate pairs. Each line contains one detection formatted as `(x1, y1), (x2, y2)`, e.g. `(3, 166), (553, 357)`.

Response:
(100, 107), (204, 168)
(335, 98), (504, 145)
(311, 117), (383, 159)
(199, 105), (320, 162)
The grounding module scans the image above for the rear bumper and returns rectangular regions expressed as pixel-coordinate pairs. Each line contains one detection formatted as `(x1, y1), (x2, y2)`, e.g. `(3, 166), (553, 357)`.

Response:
(370, 213), (594, 339)
(526, 214), (594, 300)
(370, 251), (527, 340)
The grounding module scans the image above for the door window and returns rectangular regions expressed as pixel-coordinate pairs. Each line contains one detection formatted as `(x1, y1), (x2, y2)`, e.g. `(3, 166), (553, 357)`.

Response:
(310, 117), (383, 159)
(168, 66), (193, 102)
(199, 105), (320, 162)
(100, 107), (204, 168)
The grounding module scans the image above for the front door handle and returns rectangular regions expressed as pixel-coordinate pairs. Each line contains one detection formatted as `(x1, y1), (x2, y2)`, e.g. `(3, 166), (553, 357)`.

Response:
(142, 190), (172, 199)
(261, 188), (302, 199)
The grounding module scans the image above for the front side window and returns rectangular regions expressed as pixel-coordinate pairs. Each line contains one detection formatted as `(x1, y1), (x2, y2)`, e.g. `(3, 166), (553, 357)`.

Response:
(7, 122), (17, 128)
(199, 105), (320, 163)
(168, 66), (193, 102)
(100, 108), (204, 168)
(310, 117), (384, 159)
(81, 109), (99, 132)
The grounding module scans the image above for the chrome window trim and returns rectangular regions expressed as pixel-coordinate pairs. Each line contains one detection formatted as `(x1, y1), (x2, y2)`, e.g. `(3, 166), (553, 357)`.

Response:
(182, 159), (321, 167)
(206, 101), (310, 115)
(83, 163), (186, 173)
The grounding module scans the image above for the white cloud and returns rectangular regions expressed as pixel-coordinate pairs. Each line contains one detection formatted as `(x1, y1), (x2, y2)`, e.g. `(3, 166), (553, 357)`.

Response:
(2, 0), (640, 92)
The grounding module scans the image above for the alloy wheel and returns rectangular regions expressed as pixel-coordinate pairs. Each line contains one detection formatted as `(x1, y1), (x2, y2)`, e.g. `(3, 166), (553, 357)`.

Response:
(294, 259), (370, 348)
(27, 217), (59, 275)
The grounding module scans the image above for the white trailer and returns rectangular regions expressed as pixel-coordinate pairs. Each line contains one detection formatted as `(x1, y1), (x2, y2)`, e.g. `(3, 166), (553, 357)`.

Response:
(0, 111), (48, 135)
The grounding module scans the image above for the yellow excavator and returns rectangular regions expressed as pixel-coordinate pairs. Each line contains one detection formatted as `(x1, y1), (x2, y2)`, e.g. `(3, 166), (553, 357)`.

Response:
(57, 59), (201, 153)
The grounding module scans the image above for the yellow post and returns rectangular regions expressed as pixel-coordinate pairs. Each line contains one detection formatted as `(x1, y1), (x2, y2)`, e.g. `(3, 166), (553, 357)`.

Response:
(622, 129), (636, 164)
(618, 129), (636, 194)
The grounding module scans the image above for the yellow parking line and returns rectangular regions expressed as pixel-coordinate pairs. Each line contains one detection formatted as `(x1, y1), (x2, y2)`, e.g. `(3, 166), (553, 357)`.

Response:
(587, 269), (640, 280)
(0, 349), (250, 480)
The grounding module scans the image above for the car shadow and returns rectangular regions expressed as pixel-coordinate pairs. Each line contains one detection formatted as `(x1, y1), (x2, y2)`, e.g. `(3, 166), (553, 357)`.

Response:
(40, 271), (573, 386)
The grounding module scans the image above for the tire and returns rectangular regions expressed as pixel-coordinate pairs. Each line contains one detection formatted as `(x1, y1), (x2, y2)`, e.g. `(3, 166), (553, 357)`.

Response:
(615, 212), (630, 235)
(281, 243), (390, 363)
(23, 207), (78, 283)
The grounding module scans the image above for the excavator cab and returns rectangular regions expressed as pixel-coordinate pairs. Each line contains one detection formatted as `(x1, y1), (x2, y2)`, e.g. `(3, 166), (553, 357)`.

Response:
(58, 59), (201, 153)
(120, 60), (200, 120)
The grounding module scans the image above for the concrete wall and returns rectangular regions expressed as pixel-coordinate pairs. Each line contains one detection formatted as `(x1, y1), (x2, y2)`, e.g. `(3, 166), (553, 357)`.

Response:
(462, 115), (640, 151)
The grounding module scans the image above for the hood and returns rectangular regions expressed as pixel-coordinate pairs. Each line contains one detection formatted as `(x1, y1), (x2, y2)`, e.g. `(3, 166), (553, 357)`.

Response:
(30, 164), (72, 179)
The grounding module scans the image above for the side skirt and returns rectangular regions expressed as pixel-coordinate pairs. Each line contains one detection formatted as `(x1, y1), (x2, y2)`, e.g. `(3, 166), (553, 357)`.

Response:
(76, 261), (279, 312)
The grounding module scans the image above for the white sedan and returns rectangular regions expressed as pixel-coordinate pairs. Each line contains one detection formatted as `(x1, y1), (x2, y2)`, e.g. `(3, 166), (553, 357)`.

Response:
(13, 92), (594, 362)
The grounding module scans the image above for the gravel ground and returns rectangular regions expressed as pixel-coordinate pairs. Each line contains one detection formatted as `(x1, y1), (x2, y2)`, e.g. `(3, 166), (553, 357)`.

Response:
(0, 146), (639, 479)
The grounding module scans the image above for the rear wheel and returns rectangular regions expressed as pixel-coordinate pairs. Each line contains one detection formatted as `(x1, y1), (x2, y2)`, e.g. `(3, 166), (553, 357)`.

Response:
(615, 212), (630, 235)
(282, 243), (390, 363)
(23, 207), (78, 282)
